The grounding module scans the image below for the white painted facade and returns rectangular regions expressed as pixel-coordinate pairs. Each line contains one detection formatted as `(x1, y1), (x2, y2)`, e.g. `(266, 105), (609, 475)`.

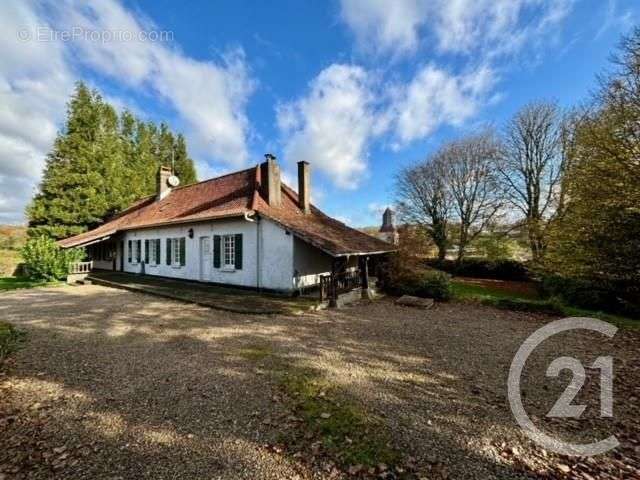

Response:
(97, 216), (333, 293)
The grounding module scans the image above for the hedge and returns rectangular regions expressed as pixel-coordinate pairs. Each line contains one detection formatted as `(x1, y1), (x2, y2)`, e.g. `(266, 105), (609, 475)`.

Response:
(426, 258), (530, 282)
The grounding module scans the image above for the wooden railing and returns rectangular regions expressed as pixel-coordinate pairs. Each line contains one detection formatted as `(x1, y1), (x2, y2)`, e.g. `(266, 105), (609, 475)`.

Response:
(319, 269), (362, 302)
(319, 274), (331, 301)
(69, 261), (93, 274)
(335, 269), (361, 294)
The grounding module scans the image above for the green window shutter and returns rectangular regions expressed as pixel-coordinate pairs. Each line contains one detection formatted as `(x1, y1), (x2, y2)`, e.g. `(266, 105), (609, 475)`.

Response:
(128, 240), (132, 262)
(180, 237), (186, 266)
(155, 239), (161, 264)
(213, 235), (221, 268)
(166, 238), (172, 265)
(235, 234), (243, 270)
(144, 239), (149, 263)
(136, 240), (141, 263)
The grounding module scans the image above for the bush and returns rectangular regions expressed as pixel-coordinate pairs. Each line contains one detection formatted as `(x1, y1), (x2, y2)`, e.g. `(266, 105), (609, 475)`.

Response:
(21, 236), (84, 281)
(540, 274), (640, 318)
(426, 258), (530, 281)
(381, 267), (451, 301)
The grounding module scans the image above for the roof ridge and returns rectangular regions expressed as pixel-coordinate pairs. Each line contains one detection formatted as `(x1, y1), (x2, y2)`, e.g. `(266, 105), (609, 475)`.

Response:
(170, 165), (257, 192)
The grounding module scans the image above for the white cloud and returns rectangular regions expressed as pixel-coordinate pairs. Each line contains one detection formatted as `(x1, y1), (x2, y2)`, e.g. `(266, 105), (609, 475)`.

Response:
(339, 0), (574, 58)
(0, 1), (74, 223)
(0, 0), (256, 223)
(55, 0), (255, 166)
(277, 64), (379, 189)
(596, 0), (636, 40)
(276, 61), (497, 189)
(339, 0), (428, 56)
(390, 64), (496, 146)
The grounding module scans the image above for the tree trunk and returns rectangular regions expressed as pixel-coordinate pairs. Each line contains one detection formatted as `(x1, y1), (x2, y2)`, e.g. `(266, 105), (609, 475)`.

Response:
(456, 226), (468, 265)
(528, 218), (546, 261)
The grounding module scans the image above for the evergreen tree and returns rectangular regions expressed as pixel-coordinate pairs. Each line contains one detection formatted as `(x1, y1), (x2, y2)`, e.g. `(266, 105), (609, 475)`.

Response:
(173, 133), (197, 185)
(27, 82), (198, 239)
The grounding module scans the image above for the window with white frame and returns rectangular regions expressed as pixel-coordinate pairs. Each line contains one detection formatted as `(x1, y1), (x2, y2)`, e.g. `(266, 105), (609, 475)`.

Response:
(130, 240), (141, 264)
(223, 234), (235, 269)
(149, 240), (157, 265)
(172, 238), (181, 266)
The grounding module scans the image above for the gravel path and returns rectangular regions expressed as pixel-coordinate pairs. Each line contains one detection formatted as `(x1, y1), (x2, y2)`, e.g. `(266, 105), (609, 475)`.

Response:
(1, 285), (638, 479)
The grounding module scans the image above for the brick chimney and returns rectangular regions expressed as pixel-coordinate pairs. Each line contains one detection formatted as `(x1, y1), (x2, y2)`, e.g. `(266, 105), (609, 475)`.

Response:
(157, 166), (172, 201)
(297, 161), (310, 214)
(260, 153), (281, 207)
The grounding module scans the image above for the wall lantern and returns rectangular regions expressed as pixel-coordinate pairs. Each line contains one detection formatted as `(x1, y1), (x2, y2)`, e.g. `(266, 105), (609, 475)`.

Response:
(188, 228), (194, 239)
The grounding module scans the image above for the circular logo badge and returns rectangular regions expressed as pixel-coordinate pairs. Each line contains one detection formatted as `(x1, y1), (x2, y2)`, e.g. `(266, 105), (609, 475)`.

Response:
(507, 317), (619, 456)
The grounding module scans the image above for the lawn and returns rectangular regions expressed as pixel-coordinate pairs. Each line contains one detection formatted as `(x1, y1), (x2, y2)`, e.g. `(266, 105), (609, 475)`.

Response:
(451, 277), (639, 329)
(0, 277), (60, 291)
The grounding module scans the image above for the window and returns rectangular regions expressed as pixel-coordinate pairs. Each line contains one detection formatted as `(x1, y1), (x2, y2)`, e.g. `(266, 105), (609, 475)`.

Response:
(129, 240), (138, 264)
(214, 234), (242, 270)
(166, 237), (186, 267)
(223, 235), (235, 269)
(130, 239), (141, 263)
(173, 238), (181, 266)
(149, 240), (157, 265)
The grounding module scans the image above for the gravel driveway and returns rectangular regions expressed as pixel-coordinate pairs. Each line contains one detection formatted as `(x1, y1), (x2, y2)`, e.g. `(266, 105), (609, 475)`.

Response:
(1, 285), (638, 479)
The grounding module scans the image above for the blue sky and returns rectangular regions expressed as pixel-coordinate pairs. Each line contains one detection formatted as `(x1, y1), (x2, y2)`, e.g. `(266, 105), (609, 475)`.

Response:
(1, 0), (638, 226)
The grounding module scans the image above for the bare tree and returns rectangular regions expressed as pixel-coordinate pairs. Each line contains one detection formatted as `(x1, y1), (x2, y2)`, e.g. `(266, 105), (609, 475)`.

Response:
(499, 101), (566, 261)
(442, 130), (503, 262)
(396, 153), (452, 261)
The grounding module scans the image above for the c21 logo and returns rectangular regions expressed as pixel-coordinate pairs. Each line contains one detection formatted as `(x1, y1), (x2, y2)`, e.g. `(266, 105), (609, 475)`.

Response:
(508, 317), (619, 456)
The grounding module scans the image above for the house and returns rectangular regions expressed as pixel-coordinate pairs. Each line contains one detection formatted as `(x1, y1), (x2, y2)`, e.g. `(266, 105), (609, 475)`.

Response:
(59, 155), (396, 297)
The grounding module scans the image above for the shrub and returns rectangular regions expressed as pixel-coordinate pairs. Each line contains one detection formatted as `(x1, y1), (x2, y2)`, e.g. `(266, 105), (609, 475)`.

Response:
(540, 274), (640, 318)
(426, 257), (530, 281)
(21, 236), (84, 281)
(380, 265), (451, 301)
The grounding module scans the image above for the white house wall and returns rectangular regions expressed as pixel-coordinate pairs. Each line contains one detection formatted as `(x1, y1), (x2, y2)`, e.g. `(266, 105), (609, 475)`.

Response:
(121, 218), (259, 288)
(259, 218), (294, 291)
(117, 216), (299, 292)
(292, 236), (333, 288)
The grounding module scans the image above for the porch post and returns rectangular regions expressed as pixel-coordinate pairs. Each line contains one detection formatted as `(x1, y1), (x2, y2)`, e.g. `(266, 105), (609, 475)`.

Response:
(360, 256), (373, 299)
(329, 258), (338, 308)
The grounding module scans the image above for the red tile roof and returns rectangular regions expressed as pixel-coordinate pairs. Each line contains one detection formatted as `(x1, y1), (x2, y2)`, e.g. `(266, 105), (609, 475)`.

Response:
(59, 164), (396, 256)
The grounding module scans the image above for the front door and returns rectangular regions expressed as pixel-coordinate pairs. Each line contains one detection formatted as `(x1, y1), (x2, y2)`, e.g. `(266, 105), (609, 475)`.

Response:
(199, 236), (212, 281)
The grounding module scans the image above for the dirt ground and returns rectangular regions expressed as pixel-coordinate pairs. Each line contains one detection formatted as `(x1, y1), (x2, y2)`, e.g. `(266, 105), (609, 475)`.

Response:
(1, 285), (638, 479)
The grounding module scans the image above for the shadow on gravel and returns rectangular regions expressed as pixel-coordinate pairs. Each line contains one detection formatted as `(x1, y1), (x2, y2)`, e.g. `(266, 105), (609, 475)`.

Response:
(1, 286), (638, 479)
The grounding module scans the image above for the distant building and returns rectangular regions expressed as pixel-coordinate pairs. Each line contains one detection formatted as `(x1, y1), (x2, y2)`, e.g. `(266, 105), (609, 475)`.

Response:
(376, 208), (399, 245)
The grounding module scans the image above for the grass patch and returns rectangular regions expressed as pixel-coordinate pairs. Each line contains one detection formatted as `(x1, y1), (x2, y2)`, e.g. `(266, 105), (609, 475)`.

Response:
(279, 368), (400, 468)
(481, 297), (564, 315)
(238, 343), (401, 469)
(0, 248), (22, 276)
(452, 279), (639, 329)
(451, 280), (538, 300)
(0, 321), (26, 361)
(0, 276), (61, 291)
(237, 344), (275, 362)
